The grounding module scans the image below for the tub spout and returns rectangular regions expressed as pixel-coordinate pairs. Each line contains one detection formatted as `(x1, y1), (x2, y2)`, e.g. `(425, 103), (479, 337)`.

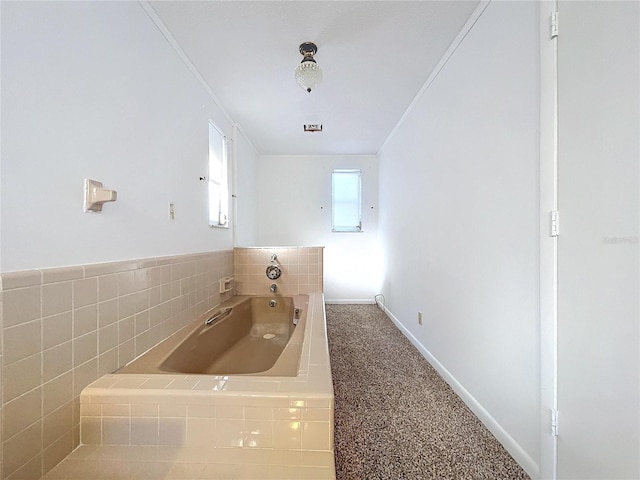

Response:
(270, 284), (277, 293)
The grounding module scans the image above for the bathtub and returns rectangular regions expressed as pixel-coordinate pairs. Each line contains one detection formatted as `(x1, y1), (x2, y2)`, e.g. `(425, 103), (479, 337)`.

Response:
(79, 291), (335, 477)
(116, 295), (308, 377)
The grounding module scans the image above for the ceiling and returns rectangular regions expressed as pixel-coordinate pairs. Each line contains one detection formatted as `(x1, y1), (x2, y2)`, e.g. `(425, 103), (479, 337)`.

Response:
(149, 1), (480, 156)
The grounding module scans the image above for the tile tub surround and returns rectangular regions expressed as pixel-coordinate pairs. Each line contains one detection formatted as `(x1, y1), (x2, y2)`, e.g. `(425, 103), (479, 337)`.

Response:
(43, 445), (335, 479)
(0, 250), (233, 480)
(234, 247), (323, 296)
(77, 292), (334, 477)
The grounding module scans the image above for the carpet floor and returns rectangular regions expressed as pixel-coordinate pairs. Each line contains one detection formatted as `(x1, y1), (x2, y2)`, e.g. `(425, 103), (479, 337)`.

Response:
(326, 304), (531, 480)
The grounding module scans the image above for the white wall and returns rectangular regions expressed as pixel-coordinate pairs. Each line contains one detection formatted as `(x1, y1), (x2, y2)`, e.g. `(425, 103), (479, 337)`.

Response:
(0, 1), (243, 272)
(556, 1), (639, 478)
(255, 156), (379, 302)
(233, 127), (259, 247)
(378, 1), (540, 475)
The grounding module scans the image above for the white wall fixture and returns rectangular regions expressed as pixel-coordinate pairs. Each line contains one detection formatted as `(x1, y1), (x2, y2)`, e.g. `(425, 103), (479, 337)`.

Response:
(83, 178), (117, 212)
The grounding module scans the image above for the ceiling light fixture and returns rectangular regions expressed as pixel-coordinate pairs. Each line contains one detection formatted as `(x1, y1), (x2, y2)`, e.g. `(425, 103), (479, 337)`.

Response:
(295, 42), (322, 93)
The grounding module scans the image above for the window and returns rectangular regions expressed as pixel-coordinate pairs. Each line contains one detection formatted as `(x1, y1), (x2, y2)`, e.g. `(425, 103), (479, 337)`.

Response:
(332, 169), (362, 232)
(208, 122), (229, 227)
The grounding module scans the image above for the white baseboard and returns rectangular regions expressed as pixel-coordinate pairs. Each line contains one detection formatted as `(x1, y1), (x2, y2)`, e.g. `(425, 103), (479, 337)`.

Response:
(324, 299), (375, 304)
(383, 306), (540, 479)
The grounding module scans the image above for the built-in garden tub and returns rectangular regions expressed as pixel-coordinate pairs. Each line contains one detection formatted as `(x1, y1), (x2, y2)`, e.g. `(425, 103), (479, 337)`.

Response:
(118, 295), (306, 377)
(79, 291), (334, 478)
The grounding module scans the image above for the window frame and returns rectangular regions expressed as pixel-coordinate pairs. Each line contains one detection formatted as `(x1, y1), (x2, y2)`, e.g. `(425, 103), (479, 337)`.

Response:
(331, 169), (362, 233)
(208, 121), (229, 228)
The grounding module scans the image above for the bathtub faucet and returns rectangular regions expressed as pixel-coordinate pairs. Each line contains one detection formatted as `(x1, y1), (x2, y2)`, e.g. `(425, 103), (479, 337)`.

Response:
(270, 283), (277, 293)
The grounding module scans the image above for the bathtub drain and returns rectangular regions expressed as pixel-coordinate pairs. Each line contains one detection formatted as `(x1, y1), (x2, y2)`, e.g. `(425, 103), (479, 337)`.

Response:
(263, 333), (276, 339)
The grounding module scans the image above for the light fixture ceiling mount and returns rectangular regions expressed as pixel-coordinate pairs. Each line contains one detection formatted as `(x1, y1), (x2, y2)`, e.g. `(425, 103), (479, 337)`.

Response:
(295, 42), (322, 93)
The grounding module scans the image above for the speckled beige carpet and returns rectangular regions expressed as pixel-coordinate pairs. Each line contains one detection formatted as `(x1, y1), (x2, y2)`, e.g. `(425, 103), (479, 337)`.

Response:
(326, 304), (530, 480)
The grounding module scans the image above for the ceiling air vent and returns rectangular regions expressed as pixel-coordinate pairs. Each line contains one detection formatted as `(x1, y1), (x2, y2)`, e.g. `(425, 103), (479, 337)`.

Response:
(303, 124), (323, 132)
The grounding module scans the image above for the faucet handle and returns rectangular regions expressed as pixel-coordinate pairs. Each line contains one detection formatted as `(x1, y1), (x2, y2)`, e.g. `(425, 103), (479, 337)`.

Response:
(266, 264), (282, 280)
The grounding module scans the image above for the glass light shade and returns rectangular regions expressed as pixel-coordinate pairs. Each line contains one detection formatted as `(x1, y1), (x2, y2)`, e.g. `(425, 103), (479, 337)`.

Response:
(295, 61), (323, 93)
